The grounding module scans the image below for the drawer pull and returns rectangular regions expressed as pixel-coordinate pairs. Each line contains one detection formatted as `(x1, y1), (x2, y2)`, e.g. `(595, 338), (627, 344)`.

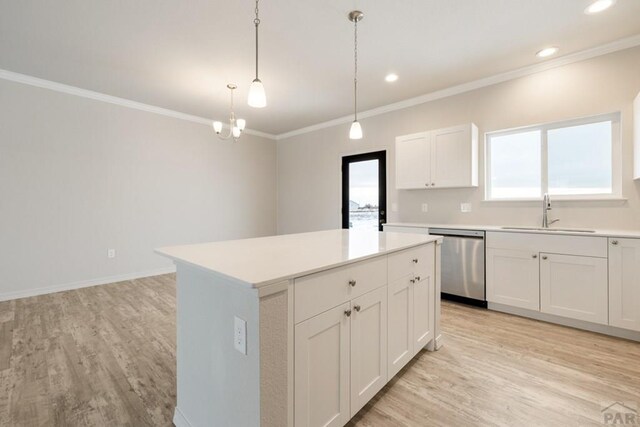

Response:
(348, 279), (357, 287)
(353, 305), (361, 312)
(532, 254), (538, 259)
(415, 275), (421, 281)
(542, 255), (548, 260)
(344, 309), (352, 317)
(410, 278), (416, 284)
(611, 240), (619, 246)
(412, 258), (419, 264)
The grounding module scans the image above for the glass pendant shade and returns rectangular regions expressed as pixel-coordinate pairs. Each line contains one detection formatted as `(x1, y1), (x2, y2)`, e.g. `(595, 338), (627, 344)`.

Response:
(232, 126), (241, 138)
(236, 119), (246, 131)
(213, 121), (223, 133)
(349, 120), (363, 140)
(248, 79), (267, 108)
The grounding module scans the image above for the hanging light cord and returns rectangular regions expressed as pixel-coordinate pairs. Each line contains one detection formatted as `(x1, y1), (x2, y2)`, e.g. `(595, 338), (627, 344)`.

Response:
(229, 86), (235, 122)
(353, 17), (358, 121)
(254, 0), (260, 80)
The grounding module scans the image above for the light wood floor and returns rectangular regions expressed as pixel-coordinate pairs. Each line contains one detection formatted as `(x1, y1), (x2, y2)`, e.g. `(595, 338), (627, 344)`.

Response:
(1, 275), (638, 426)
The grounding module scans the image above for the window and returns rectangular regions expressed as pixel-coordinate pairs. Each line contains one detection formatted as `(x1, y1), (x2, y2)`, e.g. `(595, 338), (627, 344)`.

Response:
(486, 113), (620, 200)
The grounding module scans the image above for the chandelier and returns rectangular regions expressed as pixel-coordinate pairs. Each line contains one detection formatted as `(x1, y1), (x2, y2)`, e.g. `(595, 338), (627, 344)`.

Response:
(348, 10), (363, 140)
(213, 84), (246, 142)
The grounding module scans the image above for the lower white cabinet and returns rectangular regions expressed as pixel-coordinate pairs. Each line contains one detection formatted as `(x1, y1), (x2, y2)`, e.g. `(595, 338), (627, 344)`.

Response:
(486, 248), (540, 311)
(413, 256), (434, 354)
(295, 303), (351, 427)
(350, 287), (388, 416)
(609, 238), (640, 331)
(387, 275), (414, 378)
(539, 253), (608, 324)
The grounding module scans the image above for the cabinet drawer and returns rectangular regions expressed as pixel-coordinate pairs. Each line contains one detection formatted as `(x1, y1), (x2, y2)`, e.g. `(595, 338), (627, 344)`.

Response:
(294, 257), (387, 324)
(486, 232), (607, 258)
(388, 245), (430, 282)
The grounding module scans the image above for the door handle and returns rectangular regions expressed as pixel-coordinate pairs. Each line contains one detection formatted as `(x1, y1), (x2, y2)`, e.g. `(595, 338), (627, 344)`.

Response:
(348, 279), (357, 287)
(611, 240), (619, 246)
(344, 309), (352, 317)
(542, 255), (548, 260)
(354, 305), (361, 312)
(532, 254), (538, 259)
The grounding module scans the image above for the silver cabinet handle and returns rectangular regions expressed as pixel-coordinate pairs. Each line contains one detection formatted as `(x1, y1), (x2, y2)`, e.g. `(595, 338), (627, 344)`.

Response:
(431, 183), (435, 186)
(344, 309), (352, 317)
(410, 278), (416, 284)
(348, 279), (356, 287)
(415, 275), (421, 281)
(425, 183), (429, 187)
(611, 240), (619, 246)
(532, 254), (538, 259)
(542, 255), (548, 260)
(354, 305), (361, 312)
(412, 258), (419, 264)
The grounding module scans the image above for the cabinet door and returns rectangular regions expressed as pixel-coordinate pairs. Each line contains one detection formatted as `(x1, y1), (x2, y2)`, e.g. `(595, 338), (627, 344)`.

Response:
(295, 303), (350, 427)
(412, 275), (433, 355)
(350, 287), (388, 416)
(540, 254), (608, 324)
(429, 124), (478, 188)
(609, 238), (640, 331)
(387, 275), (414, 378)
(395, 133), (429, 189)
(486, 248), (540, 311)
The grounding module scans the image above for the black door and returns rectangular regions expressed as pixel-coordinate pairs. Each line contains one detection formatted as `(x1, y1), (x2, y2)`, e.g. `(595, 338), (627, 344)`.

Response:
(341, 151), (387, 231)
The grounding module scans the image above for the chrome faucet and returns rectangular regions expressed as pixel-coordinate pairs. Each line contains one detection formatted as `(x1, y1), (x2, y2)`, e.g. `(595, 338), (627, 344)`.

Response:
(542, 193), (559, 228)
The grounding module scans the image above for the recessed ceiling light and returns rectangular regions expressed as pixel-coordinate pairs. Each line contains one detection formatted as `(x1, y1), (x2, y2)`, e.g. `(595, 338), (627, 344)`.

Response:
(385, 73), (399, 83)
(585, 0), (616, 14)
(536, 47), (559, 58)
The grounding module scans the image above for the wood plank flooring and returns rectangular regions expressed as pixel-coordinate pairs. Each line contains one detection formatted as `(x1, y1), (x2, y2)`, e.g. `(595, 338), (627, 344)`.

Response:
(1, 274), (638, 426)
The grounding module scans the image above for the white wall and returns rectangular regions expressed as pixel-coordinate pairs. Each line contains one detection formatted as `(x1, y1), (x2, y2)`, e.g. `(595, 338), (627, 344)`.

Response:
(0, 79), (277, 300)
(277, 46), (640, 235)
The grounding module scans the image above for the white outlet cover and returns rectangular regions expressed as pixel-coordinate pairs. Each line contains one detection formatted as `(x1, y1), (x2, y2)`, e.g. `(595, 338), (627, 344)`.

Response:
(461, 203), (472, 213)
(421, 203), (428, 213)
(234, 316), (247, 355)
(107, 249), (116, 258)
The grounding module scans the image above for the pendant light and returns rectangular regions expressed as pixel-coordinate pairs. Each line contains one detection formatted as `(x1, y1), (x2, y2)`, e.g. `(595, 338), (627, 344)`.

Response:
(213, 84), (246, 142)
(248, 0), (267, 108)
(348, 11), (363, 140)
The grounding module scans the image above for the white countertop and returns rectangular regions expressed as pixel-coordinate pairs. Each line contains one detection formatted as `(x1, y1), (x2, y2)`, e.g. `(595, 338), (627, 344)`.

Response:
(384, 222), (640, 239)
(156, 229), (441, 288)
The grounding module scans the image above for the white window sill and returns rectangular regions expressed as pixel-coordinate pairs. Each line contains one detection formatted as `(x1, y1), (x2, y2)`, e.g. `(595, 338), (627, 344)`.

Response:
(483, 196), (627, 203)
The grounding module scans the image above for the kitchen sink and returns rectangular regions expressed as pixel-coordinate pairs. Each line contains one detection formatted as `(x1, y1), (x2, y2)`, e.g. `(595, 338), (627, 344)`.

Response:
(501, 226), (596, 233)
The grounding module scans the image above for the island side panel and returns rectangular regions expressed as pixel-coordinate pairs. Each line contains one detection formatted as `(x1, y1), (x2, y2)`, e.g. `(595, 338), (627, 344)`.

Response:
(258, 281), (291, 427)
(174, 263), (261, 427)
(427, 240), (443, 351)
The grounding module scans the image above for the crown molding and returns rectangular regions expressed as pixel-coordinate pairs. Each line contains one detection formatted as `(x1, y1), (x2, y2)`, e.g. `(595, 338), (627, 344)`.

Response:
(276, 33), (640, 140)
(0, 69), (277, 140)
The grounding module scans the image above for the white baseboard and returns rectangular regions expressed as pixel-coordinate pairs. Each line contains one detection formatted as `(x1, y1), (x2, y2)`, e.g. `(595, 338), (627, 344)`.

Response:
(488, 302), (640, 342)
(0, 265), (176, 302)
(173, 407), (192, 427)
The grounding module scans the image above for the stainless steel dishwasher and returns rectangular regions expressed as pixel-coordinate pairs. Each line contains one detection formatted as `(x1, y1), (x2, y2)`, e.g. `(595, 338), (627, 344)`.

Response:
(429, 228), (486, 307)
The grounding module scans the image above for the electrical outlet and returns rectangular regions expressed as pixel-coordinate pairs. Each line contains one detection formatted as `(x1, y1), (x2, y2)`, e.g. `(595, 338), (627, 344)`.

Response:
(234, 316), (247, 355)
(421, 203), (429, 213)
(461, 203), (472, 213)
(107, 249), (116, 259)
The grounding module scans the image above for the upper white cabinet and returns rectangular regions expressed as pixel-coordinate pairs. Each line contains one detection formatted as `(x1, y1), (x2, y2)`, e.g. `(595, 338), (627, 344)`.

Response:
(609, 238), (640, 331)
(539, 253), (608, 324)
(634, 92), (639, 180)
(395, 123), (478, 189)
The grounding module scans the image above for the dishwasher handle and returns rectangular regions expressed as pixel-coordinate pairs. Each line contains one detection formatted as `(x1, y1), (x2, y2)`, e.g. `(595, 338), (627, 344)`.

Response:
(428, 228), (485, 238)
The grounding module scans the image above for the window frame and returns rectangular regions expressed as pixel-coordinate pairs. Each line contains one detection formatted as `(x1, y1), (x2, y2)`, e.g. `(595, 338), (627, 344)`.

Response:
(484, 112), (622, 201)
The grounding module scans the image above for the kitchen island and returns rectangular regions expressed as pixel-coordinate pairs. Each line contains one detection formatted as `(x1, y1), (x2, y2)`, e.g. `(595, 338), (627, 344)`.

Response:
(156, 229), (442, 427)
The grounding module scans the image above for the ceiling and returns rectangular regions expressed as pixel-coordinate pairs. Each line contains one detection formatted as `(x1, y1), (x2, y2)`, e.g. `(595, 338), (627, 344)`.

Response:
(1, 0), (640, 136)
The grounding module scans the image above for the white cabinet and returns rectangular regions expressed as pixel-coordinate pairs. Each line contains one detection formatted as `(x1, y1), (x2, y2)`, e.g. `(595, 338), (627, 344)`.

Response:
(395, 123), (478, 190)
(486, 248), (540, 311)
(294, 303), (350, 427)
(540, 253), (608, 324)
(609, 238), (640, 331)
(387, 275), (414, 378)
(412, 270), (434, 353)
(395, 132), (430, 189)
(350, 287), (388, 416)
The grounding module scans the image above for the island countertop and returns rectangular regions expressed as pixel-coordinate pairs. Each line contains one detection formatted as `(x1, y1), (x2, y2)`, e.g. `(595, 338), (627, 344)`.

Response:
(156, 229), (441, 289)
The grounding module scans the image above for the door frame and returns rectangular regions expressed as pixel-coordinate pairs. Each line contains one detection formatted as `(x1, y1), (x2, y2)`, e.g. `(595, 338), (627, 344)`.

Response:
(341, 150), (387, 231)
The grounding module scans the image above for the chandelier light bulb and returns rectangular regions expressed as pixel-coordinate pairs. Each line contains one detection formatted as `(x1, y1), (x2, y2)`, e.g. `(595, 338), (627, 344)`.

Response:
(248, 79), (267, 108)
(236, 119), (246, 131)
(213, 121), (223, 134)
(232, 126), (241, 138)
(349, 121), (363, 140)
